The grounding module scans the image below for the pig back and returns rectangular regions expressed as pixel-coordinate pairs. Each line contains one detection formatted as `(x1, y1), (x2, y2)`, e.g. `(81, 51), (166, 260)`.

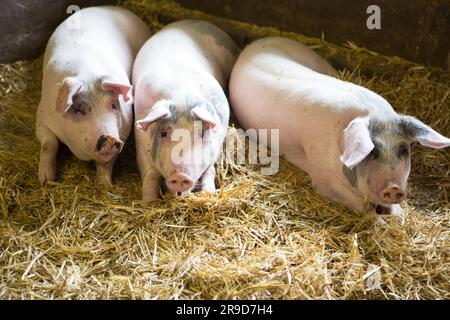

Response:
(171, 20), (239, 86)
(231, 36), (398, 126)
(253, 37), (336, 76)
(135, 20), (238, 90)
(44, 6), (151, 76)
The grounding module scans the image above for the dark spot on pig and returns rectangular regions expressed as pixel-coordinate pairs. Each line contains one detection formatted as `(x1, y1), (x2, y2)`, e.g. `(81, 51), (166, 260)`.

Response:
(70, 100), (90, 116)
(151, 129), (160, 161)
(399, 115), (428, 139)
(343, 165), (358, 187)
(368, 119), (386, 139)
(369, 117), (409, 141)
(397, 143), (410, 159)
(369, 144), (381, 160)
(168, 104), (195, 123)
(367, 117), (411, 166)
(191, 173), (205, 192)
(168, 100), (219, 124)
(375, 204), (391, 215)
(184, 20), (240, 56)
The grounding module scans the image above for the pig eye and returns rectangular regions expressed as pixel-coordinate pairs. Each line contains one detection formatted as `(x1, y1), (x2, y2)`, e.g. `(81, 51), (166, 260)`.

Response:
(199, 122), (212, 139)
(397, 144), (409, 158)
(111, 102), (118, 110)
(161, 126), (170, 138)
(370, 146), (380, 160)
(71, 102), (88, 116)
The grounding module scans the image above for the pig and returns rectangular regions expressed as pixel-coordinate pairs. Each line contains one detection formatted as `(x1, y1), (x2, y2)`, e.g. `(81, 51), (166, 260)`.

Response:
(36, 6), (151, 187)
(133, 20), (239, 201)
(229, 37), (450, 215)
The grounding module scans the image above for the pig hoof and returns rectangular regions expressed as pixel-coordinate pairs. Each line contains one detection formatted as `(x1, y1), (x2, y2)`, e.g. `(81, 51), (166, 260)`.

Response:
(391, 204), (403, 215)
(142, 187), (161, 201)
(38, 168), (55, 186)
(390, 204), (405, 223)
(142, 194), (159, 202)
(96, 176), (113, 188)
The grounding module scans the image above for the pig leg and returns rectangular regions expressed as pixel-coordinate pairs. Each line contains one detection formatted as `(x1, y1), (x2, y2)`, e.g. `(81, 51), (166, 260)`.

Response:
(390, 204), (405, 223)
(95, 158), (116, 188)
(391, 204), (406, 225)
(136, 142), (161, 201)
(311, 173), (367, 211)
(142, 166), (161, 201)
(36, 126), (59, 185)
(136, 151), (161, 202)
(283, 143), (309, 173)
(200, 165), (216, 192)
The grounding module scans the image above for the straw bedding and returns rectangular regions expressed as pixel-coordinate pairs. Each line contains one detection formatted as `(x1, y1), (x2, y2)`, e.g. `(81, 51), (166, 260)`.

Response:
(0, 0), (449, 299)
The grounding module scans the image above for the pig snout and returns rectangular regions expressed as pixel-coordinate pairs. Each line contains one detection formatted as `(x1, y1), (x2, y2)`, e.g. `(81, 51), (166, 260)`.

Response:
(379, 184), (406, 204)
(96, 135), (124, 162)
(166, 172), (194, 195)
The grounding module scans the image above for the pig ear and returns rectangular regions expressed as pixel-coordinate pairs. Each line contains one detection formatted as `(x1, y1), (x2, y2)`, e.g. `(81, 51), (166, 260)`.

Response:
(401, 115), (450, 149)
(340, 117), (375, 169)
(191, 104), (217, 129)
(136, 100), (171, 131)
(101, 76), (132, 102)
(56, 77), (83, 113)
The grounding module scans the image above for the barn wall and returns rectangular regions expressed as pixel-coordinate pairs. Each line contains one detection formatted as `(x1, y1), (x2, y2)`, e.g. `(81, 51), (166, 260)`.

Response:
(0, 0), (448, 69)
(178, 0), (450, 69)
(0, 0), (116, 63)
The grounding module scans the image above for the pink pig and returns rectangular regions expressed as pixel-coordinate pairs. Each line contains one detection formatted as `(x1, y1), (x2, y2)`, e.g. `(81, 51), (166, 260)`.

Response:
(133, 20), (239, 201)
(229, 37), (450, 214)
(36, 6), (150, 186)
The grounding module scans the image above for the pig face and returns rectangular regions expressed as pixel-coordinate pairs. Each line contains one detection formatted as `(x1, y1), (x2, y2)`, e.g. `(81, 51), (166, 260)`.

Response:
(136, 98), (222, 196)
(341, 115), (450, 214)
(56, 76), (132, 163)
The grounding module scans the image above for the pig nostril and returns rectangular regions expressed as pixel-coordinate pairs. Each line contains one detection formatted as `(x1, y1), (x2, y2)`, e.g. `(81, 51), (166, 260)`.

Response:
(96, 135), (108, 151)
(383, 192), (391, 200)
(395, 192), (404, 200)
